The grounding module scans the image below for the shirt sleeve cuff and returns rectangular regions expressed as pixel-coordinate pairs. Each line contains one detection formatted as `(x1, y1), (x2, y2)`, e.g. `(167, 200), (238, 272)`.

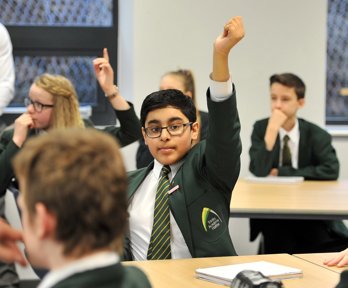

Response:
(209, 75), (233, 102)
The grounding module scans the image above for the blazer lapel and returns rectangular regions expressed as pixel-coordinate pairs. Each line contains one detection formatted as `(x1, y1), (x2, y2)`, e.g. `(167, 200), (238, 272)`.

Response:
(127, 163), (153, 199)
(167, 164), (195, 256)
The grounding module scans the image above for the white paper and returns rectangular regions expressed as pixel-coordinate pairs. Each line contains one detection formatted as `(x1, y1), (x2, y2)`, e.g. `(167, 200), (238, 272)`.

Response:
(245, 175), (304, 184)
(196, 261), (302, 286)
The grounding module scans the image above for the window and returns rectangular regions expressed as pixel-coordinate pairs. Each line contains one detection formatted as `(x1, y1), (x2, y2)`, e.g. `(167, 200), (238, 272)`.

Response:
(326, 0), (348, 125)
(0, 0), (118, 124)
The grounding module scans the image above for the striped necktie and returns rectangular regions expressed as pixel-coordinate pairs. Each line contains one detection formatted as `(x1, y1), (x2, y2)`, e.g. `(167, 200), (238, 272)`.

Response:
(147, 165), (171, 260)
(282, 135), (292, 167)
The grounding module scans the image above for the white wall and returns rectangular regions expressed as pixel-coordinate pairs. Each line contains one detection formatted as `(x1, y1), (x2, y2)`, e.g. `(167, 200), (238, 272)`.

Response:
(118, 0), (348, 255)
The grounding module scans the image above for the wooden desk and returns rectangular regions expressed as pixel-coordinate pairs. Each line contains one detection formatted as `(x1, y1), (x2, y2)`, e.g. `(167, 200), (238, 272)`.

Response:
(294, 253), (348, 274)
(230, 179), (348, 219)
(123, 254), (339, 288)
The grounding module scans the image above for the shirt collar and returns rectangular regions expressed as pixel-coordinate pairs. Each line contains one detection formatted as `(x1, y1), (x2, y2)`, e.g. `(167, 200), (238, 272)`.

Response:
(38, 251), (119, 288)
(279, 119), (299, 143)
(153, 159), (184, 181)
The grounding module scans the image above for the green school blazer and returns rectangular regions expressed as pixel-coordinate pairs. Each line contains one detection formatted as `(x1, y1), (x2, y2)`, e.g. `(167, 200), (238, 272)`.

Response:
(249, 118), (339, 180)
(51, 264), (151, 288)
(127, 87), (242, 259)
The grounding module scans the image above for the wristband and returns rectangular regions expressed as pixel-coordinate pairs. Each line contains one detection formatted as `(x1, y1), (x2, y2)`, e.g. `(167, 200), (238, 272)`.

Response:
(105, 85), (119, 100)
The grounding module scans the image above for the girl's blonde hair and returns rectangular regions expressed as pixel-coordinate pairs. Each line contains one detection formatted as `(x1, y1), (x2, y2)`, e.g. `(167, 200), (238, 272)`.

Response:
(34, 74), (84, 129)
(163, 69), (196, 103)
(163, 69), (202, 141)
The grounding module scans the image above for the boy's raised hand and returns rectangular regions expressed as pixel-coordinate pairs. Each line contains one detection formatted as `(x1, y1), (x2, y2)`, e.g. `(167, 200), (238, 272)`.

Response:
(214, 16), (245, 57)
(93, 48), (115, 96)
(212, 16), (244, 81)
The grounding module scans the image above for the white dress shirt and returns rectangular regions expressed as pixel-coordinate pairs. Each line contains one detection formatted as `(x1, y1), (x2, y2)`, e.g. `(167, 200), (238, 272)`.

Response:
(0, 23), (15, 116)
(38, 252), (120, 288)
(279, 119), (300, 169)
(128, 77), (233, 260)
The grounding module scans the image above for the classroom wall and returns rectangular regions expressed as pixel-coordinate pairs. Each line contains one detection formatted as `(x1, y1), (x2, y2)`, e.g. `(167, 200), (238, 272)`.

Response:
(118, 0), (348, 255)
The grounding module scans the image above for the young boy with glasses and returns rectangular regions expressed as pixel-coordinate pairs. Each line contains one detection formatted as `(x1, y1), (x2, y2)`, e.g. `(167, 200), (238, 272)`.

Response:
(125, 16), (244, 261)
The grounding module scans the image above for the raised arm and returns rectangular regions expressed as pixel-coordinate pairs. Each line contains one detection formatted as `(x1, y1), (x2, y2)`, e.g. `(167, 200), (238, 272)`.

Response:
(204, 16), (244, 193)
(93, 48), (142, 147)
(212, 16), (245, 82)
(93, 48), (130, 111)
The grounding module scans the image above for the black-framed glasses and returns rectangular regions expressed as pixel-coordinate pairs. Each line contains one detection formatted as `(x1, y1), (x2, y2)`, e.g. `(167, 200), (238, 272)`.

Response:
(144, 122), (193, 138)
(24, 98), (54, 112)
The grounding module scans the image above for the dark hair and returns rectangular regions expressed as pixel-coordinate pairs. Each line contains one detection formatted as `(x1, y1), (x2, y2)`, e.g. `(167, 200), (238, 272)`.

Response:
(270, 73), (306, 99)
(140, 89), (197, 127)
(13, 128), (128, 257)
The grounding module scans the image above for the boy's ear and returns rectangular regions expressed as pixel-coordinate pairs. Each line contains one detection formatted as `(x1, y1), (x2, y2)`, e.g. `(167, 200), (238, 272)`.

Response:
(35, 203), (57, 240)
(191, 122), (200, 141)
(298, 98), (305, 108)
(141, 127), (148, 145)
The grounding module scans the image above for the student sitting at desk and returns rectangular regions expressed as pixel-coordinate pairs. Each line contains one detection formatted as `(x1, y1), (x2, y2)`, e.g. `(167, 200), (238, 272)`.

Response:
(125, 16), (244, 261)
(12, 128), (151, 288)
(249, 73), (348, 254)
(0, 52), (142, 196)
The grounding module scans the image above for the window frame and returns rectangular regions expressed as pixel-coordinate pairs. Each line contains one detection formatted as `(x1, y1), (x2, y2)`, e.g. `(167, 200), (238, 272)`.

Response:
(3, 0), (118, 125)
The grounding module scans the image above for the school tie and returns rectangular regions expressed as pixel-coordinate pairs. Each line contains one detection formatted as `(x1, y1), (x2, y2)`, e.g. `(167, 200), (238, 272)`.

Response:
(282, 135), (292, 167)
(147, 165), (171, 260)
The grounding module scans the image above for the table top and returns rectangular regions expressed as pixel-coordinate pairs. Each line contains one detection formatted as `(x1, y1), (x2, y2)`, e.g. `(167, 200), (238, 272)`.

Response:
(294, 252), (348, 274)
(230, 179), (348, 219)
(123, 254), (340, 288)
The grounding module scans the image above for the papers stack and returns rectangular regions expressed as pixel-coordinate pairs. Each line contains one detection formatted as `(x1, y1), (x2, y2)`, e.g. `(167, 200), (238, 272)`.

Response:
(195, 261), (303, 286)
(245, 175), (304, 184)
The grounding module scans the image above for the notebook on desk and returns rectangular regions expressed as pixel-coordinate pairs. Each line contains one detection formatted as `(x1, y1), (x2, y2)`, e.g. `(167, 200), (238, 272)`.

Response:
(195, 261), (303, 286)
(245, 175), (304, 184)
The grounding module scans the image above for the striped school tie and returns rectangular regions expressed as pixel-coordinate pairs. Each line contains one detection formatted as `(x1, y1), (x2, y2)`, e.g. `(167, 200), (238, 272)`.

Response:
(282, 135), (292, 167)
(147, 165), (172, 260)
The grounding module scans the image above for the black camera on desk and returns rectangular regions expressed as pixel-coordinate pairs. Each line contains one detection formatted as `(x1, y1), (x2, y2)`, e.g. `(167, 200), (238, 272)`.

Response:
(231, 270), (284, 288)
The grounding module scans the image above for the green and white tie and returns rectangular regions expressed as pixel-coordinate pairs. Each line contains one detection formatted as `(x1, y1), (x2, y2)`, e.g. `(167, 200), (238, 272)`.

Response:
(147, 165), (171, 260)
